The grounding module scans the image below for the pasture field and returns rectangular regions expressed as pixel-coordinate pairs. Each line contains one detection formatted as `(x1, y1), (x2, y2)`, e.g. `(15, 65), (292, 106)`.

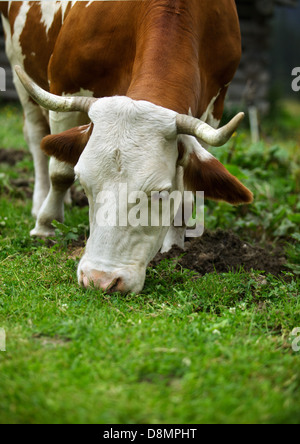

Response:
(0, 103), (300, 424)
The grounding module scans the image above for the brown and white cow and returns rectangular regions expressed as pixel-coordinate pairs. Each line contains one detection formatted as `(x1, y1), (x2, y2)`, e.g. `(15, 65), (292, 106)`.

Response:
(1, 1), (253, 293)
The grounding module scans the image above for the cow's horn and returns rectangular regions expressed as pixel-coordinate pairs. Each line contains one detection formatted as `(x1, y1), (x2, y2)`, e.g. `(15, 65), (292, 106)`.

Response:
(176, 112), (245, 147)
(15, 66), (97, 113)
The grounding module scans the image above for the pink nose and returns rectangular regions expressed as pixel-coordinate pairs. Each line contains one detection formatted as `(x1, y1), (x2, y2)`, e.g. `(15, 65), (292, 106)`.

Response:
(81, 270), (126, 293)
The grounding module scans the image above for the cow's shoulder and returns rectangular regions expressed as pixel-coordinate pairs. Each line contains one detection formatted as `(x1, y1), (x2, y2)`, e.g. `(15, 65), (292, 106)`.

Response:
(49, 1), (139, 96)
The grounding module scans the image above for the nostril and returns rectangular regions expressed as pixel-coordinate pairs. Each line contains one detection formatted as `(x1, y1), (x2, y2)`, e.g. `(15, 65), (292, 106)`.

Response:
(82, 276), (90, 288)
(105, 277), (118, 292)
(105, 277), (122, 294)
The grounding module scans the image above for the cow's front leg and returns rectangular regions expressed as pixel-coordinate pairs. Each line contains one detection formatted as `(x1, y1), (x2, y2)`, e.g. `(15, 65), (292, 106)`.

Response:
(30, 109), (89, 237)
(23, 114), (50, 218)
(30, 158), (75, 237)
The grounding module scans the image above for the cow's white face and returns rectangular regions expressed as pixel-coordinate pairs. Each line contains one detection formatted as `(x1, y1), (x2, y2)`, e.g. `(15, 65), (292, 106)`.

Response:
(15, 68), (253, 294)
(75, 97), (181, 293)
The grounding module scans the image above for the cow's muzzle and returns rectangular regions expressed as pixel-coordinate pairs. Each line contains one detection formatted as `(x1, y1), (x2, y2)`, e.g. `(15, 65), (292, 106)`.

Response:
(78, 267), (146, 294)
(80, 270), (125, 293)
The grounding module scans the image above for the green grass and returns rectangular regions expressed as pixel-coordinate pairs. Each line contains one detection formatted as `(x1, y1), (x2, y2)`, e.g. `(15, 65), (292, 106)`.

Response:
(0, 103), (300, 424)
(0, 103), (25, 148)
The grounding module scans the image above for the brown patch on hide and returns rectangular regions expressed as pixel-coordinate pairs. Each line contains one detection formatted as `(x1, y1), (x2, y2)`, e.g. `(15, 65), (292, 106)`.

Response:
(184, 153), (253, 205)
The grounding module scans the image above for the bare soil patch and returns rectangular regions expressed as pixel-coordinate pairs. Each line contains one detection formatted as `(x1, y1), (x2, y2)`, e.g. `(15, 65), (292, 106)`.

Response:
(0, 147), (26, 166)
(150, 229), (288, 277)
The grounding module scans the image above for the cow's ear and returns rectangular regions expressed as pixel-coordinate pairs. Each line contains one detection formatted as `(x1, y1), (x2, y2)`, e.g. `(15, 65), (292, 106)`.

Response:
(41, 123), (93, 166)
(179, 136), (253, 205)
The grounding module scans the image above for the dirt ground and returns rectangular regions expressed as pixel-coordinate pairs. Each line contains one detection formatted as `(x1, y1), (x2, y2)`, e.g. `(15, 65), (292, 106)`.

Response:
(0, 148), (26, 165)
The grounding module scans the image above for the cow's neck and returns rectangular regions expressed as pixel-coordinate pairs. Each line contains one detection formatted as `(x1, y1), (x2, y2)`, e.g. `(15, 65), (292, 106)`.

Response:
(127, 0), (201, 116)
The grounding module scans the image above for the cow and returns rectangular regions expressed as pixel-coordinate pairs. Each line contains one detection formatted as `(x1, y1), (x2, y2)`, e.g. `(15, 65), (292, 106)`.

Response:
(1, 1), (253, 294)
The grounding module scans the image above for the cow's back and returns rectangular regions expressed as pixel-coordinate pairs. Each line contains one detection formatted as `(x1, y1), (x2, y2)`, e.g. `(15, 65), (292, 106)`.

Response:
(2, 0), (241, 120)
(49, 0), (241, 119)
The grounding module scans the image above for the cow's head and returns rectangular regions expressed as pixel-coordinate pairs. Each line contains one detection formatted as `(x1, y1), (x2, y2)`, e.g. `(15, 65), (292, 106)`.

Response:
(16, 66), (253, 294)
